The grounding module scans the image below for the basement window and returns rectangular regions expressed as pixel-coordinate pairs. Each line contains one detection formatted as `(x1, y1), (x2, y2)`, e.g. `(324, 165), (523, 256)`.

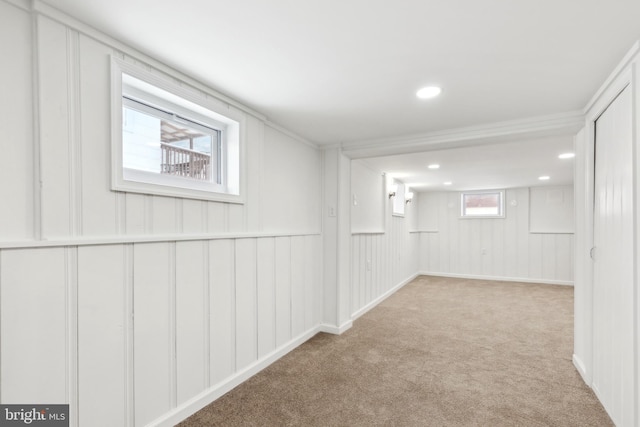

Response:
(111, 57), (244, 203)
(460, 191), (505, 218)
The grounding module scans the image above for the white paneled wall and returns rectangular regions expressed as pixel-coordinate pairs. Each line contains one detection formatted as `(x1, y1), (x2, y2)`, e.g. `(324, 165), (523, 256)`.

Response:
(417, 188), (574, 285)
(1, 5), (321, 243)
(351, 217), (419, 317)
(1, 236), (321, 426)
(349, 160), (420, 317)
(0, 2), (323, 427)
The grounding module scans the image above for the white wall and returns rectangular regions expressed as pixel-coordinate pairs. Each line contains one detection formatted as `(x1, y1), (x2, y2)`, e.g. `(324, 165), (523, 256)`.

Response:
(0, 2), (322, 426)
(350, 161), (419, 318)
(416, 187), (574, 285)
(350, 161), (384, 233)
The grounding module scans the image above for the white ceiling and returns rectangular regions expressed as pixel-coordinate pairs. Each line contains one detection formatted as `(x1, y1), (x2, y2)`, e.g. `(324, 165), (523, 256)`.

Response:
(41, 0), (640, 189)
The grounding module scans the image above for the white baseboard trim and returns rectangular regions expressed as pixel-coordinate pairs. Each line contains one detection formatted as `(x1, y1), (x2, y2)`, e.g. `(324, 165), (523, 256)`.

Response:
(152, 326), (322, 427)
(572, 354), (589, 385)
(419, 271), (574, 286)
(319, 320), (353, 335)
(351, 272), (419, 320)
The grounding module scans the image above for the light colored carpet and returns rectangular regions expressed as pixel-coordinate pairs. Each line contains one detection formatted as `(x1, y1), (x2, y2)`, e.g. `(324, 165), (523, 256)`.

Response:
(179, 275), (612, 426)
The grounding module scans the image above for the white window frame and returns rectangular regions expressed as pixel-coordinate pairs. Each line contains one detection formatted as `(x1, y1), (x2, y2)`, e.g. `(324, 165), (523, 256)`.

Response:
(110, 56), (245, 203)
(460, 190), (505, 219)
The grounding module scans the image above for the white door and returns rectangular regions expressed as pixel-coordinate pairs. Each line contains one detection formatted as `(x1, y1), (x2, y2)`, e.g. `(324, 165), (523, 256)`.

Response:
(592, 85), (635, 426)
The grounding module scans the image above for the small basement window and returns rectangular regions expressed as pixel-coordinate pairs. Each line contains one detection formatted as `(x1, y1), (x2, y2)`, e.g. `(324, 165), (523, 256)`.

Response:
(460, 191), (504, 218)
(111, 57), (244, 203)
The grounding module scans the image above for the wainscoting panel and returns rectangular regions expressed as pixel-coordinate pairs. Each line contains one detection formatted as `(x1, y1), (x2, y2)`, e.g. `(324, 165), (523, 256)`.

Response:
(176, 241), (208, 405)
(0, 233), (322, 426)
(257, 238), (276, 358)
(351, 216), (419, 317)
(0, 248), (68, 403)
(208, 239), (236, 385)
(133, 243), (172, 426)
(77, 245), (128, 427)
(305, 235), (322, 330)
(235, 238), (258, 371)
(275, 237), (293, 347)
(290, 236), (306, 338)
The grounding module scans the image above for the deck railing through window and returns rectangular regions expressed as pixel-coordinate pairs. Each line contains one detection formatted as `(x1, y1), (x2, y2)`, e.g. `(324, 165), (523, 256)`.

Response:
(160, 142), (211, 180)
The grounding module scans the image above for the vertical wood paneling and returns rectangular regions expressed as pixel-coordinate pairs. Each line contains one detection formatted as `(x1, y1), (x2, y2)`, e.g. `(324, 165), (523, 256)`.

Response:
(417, 188), (573, 283)
(246, 116), (264, 232)
(313, 236), (323, 326)
(0, 248), (67, 402)
(372, 236), (380, 300)
(0, 2), (33, 240)
(209, 239), (235, 384)
(182, 199), (205, 234)
(290, 236), (306, 337)
(359, 235), (366, 308)
(228, 204), (246, 232)
(206, 202), (227, 234)
(592, 86), (635, 426)
(304, 236), (317, 330)
(77, 245), (126, 426)
(439, 194), (450, 272)
(528, 233), (543, 279)
(351, 235), (360, 313)
(175, 241), (207, 404)
(367, 235), (374, 300)
(492, 217), (505, 277)
(78, 35), (118, 236)
(555, 234), (573, 281)
(274, 237), (292, 347)
(235, 238), (257, 370)
(125, 193), (146, 234)
(504, 190), (519, 278)
(133, 243), (171, 426)
(152, 196), (177, 234)
(38, 17), (72, 238)
(350, 212), (420, 316)
(541, 234), (557, 280)
(257, 238), (276, 358)
(516, 188), (530, 278)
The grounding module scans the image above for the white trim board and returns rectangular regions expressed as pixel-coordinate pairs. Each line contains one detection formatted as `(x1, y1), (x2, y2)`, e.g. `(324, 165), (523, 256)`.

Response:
(319, 320), (353, 335)
(352, 273), (419, 320)
(0, 231), (321, 250)
(152, 326), (323, 427)
(419, 272), (574, 287)
(573, 354), (590, 385)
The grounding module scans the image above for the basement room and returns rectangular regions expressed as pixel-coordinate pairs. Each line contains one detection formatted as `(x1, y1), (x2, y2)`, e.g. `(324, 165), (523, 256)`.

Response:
(1, 0), (639, 426)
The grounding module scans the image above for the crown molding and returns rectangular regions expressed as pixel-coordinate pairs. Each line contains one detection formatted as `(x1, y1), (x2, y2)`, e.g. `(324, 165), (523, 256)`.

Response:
(584, 40), (639, 114)
(263, 120), (319, 150)
(341, 110), (585, 159)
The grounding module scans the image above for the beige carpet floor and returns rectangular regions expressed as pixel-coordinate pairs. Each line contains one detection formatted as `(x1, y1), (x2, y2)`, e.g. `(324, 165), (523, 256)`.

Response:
(180, 275), (612, 426)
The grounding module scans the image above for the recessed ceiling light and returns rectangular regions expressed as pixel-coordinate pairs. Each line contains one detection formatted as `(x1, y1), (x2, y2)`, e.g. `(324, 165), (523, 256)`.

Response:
(428, 164), (440, 169)
(444, 181), (452, 186)
(539, 176), (550, 181)
(558, 152), (575, 159)
(416, 86), (442, 99)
